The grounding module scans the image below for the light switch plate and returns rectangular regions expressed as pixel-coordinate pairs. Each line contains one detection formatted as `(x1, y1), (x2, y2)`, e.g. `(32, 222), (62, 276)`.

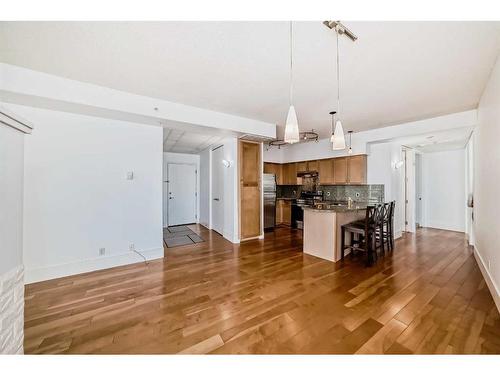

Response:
(127, 171), (134, 180)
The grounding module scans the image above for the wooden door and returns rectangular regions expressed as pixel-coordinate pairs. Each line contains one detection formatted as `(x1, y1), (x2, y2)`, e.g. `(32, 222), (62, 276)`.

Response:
(318, 158), (335, 185)
(307, 160), (319, 172)
(347, 155), (367, 184)
(239, 141), (261, 240)
(333, 157), (348, 184)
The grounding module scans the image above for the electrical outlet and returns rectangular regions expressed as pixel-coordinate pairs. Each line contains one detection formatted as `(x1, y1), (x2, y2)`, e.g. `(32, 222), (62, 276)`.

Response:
(99, 248), (105, 256)
(129, 243), (135, 252)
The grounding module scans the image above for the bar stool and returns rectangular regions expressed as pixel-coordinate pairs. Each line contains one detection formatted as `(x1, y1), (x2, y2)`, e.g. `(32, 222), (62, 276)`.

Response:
(341, 204), (383, 266)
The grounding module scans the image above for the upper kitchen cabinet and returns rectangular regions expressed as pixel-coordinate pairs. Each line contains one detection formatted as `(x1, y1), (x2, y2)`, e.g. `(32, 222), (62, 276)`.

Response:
(347, 155), (367, 184)
(333, 155), (367, 184)
(333, 157), (348, 184)
(282, 162), (297, 185)
(263, 162), (283, 185)
(307, 160), (319, 172)
(318, 158), (335, 185)
(296, 161), (308, 172)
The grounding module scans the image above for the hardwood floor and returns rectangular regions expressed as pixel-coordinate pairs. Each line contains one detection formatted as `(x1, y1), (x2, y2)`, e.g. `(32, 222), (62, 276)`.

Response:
(24, 226), (500, 354)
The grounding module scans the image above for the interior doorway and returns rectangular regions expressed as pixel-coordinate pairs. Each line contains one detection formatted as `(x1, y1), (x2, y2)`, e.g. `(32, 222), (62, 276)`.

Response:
(211, 145), (224, 235)
(415, 152), (423, 228)
(166, 163), (197, 226)
(402, 147), (416, 233)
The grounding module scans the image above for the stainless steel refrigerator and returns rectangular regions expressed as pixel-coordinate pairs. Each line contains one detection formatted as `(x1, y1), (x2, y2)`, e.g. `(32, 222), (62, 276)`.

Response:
(263, 173), (276, 230)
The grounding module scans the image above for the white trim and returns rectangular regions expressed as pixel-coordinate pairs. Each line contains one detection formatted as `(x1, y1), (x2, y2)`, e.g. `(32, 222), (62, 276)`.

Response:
(474, 245), (500, 313)
(24, 247), (164, 284)
(424, 222), (465, 233)
(0, 105), (33, 134)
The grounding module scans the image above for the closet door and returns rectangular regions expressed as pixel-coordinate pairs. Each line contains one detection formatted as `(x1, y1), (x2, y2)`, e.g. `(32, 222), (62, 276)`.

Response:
(239, 141), (261, 240)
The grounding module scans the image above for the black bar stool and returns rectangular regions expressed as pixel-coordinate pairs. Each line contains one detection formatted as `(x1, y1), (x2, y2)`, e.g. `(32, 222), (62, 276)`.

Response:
(341, 204), (383, 266)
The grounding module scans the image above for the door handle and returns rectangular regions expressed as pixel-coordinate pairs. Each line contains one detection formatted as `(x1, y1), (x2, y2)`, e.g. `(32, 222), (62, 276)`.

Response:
(214, 198), (220, 201)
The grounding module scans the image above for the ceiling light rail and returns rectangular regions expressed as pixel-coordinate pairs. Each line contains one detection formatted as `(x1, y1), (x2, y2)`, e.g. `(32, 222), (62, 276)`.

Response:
(322, 21), (358, 42)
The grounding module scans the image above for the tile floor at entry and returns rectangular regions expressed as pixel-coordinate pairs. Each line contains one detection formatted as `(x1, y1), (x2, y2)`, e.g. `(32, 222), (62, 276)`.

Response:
(163, 225), (205, 248)
(23, 226), (500, 354)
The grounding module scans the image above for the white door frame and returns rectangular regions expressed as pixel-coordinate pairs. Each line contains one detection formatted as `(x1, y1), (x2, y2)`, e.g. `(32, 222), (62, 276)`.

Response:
(210, 145), (224, 235)
(165, 162), (198, 227)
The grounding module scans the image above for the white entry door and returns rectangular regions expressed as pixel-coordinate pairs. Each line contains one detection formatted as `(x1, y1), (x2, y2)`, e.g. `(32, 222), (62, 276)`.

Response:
(211, 146), (224, 235)
(167, 163), (197, 226)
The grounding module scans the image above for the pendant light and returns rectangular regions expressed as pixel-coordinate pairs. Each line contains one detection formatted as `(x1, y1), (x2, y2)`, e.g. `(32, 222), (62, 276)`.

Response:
(347, 130), (353, 154)
(284, 21), (299, 144)
(331, 24), (346, 150)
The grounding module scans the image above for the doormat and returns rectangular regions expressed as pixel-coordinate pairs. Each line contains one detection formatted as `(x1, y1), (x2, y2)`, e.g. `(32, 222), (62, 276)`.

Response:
(163, 225), (205, 248)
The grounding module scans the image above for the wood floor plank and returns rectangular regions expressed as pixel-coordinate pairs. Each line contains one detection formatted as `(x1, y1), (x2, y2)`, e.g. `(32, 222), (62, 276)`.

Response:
(23, 226), (500, 354)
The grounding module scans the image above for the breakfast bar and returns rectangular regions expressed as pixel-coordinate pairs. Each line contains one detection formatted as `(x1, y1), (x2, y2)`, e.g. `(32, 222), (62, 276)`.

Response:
(302, 203), (367, 262)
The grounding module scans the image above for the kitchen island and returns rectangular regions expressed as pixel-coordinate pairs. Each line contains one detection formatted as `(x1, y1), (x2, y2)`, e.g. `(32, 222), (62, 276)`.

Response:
(302, 203), (367, 262)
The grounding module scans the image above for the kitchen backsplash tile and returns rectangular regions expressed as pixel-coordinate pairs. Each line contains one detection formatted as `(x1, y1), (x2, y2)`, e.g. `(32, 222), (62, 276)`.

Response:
(321, 185), (384, 203)
(277, 184), (384, 203)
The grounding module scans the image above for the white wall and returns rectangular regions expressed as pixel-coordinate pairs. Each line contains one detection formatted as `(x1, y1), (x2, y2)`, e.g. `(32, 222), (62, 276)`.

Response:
(199, 147), (211, 229)
(221, 137), (239, 243)
(4, 103), (164, 283)
(162, 152), (200, 227)
(0, 125), (24, 275)
(198, 137), (239, 243)
(367, 141), (405, 237)
(0, 121), (26, 354)
(474, 54), (500, 310)
(421, 149), (466, 232)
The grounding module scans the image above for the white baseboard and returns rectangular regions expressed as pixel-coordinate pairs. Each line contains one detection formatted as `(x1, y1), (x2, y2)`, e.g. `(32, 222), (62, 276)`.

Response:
(24, 247), (164, 284)
(425, 221), (465, 233)
(473, 246), (500, 313)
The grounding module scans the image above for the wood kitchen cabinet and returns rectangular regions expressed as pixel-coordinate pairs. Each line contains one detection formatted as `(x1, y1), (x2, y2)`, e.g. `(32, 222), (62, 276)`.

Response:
(296, 161), (307, 172)
(318, 158), (335, 185)
(276, 199), (291, 225)
(332, 155), (367, 184)
(282, 162), (297, 185)
(333, 157), (348, 184)
(307, 160), (319, 172)
(264, 155), (366, 186)
(347, 155), (367, 184)
(263, 162), (283, 185)
(281, 200), (291, 225)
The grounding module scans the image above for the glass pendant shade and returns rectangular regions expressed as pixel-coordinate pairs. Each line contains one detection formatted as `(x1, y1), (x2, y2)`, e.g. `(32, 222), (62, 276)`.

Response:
(284, 105), (300, 144)
(331, 119), (346, 150)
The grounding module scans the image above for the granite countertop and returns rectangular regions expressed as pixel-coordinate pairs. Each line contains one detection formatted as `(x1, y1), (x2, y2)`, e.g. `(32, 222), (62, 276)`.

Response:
(302, 202), (369, 213)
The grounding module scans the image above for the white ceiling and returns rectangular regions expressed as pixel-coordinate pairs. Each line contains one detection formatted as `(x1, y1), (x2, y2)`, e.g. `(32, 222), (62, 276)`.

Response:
(393, 127), (473, 153)
(1, 21), (500, 139)
(163, 127), (225, 153)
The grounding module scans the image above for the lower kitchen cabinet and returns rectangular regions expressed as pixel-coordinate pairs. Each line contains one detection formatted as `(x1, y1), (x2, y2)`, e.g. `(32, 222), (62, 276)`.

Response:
(276, 199), (291, 225)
